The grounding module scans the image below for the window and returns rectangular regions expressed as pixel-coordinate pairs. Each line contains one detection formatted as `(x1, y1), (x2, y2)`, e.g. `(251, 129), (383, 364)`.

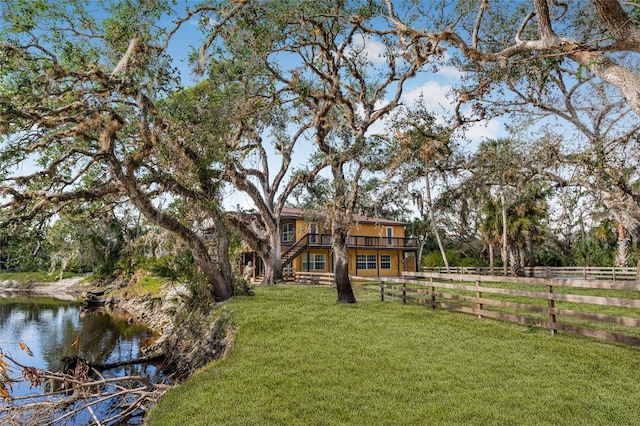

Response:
(282, 222), (295, 243)
(380, 255), (391, 270)
(356, 254), (377, 270)
(309, 223), (318, 243)
(386, 227), (393, 245)
(302, 254), (326, 271)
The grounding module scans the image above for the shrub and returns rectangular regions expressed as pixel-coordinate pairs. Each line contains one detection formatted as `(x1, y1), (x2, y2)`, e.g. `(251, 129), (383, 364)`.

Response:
(422, 250), (482, 268)
(234, 277), (255, 296)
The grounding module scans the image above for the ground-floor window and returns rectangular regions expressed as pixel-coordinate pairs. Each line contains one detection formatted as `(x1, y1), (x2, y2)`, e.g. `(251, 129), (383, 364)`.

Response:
(380, 254), (391, 270)
(302, 253), (326, 271)
(356, 254), (377, 270)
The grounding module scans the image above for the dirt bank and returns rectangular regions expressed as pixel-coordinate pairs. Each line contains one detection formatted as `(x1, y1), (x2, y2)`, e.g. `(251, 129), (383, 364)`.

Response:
(116, 290), (236, 380)
(1, 276), (234, 381)
(0, 276), (89, 300)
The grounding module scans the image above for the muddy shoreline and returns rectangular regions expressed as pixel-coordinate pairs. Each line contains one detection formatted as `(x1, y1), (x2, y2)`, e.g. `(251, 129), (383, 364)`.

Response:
(0, 277), (234, 378)
(0, 276), (89, 300)
(0, 276), (170, 331)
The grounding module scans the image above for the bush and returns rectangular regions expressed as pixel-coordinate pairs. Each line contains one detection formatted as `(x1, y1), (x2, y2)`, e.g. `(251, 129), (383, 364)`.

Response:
(234, 277), (255, 296)
(422, 250), (483, 268)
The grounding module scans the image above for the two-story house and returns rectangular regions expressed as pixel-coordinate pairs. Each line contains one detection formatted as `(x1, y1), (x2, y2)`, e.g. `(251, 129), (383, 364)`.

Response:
(240, 207), (418, 280)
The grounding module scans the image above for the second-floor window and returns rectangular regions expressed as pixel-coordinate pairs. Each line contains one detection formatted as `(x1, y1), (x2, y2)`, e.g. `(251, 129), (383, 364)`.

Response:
(282, 222), (295, 243)
(309, 223), (318, 243)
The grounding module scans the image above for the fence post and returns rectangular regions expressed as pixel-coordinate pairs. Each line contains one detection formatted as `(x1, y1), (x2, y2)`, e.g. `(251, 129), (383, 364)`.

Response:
(476, 278), (483, 320)
(430, 277), (436, 309)
(380, 281), (384, 302)
(547, 284), (557, 336)
(613, 267), (616, 281)
(402, 282), (406, 304)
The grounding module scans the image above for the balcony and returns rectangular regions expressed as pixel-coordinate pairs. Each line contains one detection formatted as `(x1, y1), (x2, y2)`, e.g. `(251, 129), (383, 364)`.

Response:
(283, 233), (418, 251)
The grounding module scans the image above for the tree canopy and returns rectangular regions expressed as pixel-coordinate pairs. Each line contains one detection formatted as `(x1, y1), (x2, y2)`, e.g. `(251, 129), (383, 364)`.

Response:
(2, 0), (640, 303)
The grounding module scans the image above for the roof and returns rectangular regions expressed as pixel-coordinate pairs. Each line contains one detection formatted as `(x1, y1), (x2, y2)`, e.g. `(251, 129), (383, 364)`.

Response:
(280, 207), (408, 226)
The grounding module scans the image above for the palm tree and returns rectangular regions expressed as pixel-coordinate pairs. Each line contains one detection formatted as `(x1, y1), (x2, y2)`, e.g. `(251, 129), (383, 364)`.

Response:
(480, 198), (502, 274)
(507, 183), (549, 274)
(473, 138), (526, 275)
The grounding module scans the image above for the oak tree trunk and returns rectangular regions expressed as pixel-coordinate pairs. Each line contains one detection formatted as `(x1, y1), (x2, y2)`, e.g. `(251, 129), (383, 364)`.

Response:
(110, 156), (234, 301)
(260, 223), (284, 285)
(332, 225), (356, 304)
(261, 246), (283, 285)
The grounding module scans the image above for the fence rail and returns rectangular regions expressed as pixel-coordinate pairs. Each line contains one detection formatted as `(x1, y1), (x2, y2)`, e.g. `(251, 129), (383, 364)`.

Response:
(378, 271), (640, 346)
(295, 271), (336, 286)
(294, 272), (383, 286)
(421, 266), (639, 281)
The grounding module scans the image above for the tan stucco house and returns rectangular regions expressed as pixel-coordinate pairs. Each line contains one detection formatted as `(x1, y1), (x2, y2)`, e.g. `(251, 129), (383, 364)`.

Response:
(240, 207), (418, 280)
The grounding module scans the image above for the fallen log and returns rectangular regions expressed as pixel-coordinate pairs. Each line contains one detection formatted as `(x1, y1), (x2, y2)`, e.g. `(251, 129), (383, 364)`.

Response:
(1, 351), (171, 426)
(62, 352), (165, 374)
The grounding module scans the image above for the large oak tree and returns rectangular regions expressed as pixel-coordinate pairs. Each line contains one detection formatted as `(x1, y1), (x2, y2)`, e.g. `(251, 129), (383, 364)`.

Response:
(213, 0), (432, 302)
(0, 0), (238, 301)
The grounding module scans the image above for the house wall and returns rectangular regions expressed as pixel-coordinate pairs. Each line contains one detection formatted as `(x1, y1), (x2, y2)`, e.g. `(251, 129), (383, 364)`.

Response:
(350, 222), (405, 238)
(281, 216), (411, 278)
(291, 248), (332, 273)
(289, 247), (407, 277)
(281, 218), (330, 244)
(285, 218), (406, 241)
(348, 249), (406, 277)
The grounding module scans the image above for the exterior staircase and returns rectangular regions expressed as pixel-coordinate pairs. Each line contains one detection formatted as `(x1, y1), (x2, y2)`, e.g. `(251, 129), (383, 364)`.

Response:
(281, 234), (310, 269)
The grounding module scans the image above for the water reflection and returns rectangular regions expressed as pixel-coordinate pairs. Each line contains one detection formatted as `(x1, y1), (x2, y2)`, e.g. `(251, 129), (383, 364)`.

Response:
(0, 296), (163, 397)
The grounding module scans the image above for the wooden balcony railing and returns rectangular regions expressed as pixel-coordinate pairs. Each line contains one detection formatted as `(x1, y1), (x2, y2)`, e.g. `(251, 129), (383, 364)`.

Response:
(285, 233), (418, 249)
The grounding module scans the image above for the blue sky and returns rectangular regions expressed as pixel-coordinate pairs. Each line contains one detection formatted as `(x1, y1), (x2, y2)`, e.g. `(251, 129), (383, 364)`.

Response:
(2, 2), (506, 217)
(163, 5), (505, 145)
(160, 6), (507, 213)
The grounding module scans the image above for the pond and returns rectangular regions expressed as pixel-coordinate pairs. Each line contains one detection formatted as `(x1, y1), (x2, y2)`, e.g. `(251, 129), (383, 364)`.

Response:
(0, 294), (165, 424)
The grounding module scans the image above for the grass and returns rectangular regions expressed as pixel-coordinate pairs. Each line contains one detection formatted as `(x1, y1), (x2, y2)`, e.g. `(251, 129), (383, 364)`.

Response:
(0, 271), (81, 283)
(376, 278), (640, 338)
(0, 295), (82, 306)
(109, 274), (166, 298)
(147, 284), (640, 426)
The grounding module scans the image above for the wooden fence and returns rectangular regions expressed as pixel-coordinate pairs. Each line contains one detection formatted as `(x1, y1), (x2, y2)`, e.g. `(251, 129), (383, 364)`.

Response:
(295, 271), (336, 286)
(379, 271), (640, 346)
(294, 272), (378, 286)
(421, 266), (639, 281)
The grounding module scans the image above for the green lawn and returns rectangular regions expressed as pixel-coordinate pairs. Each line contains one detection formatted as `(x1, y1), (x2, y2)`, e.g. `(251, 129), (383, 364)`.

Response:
(0, 271), (80, 283)
(147, 285), (640, 425)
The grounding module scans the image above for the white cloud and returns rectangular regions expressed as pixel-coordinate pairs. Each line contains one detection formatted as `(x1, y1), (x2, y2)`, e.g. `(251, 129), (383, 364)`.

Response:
(437, 65), (464, 80)
(348, 33), (388, 65)
(459, 119), (504, 146)
(401, 80), (456, 114)
(400, 80), (504, 147)
(354, 99), (391, 136)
